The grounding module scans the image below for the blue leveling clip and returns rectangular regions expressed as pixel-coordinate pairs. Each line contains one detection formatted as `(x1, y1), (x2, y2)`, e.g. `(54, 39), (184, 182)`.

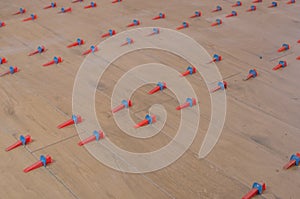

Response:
(157, 82), (165, 90)
(121, 99), (129, 108)
(145, 114), (153, 124)
(72, 114), (78, 124)
(252, 182), (264, 195)
(290, 154), (300, 166)
(93, 130), (100, 141)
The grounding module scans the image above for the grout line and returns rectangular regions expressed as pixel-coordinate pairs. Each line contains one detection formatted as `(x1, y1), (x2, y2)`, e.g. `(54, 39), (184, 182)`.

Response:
(223, 71), (242, 80)
(269, 51), (295, 62)
(46, 168), (81, 199)
(30, 133), (78, 153)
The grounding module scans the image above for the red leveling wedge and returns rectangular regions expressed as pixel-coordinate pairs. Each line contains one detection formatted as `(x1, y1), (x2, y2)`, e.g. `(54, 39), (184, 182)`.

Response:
(287, 0), (295, 4)
(242, 182), (266, 199)
(232, 1), (242, 7)
(42, 56), (62, 67)
(283, 153), (300, 169)
(148, 82), (167, 94)
(82, 45), (98, 55)
(208, 54), (222, 63)
(176, 98), (196, 110)
(44, 2), (57, 9)
(127, 19), (140, 27)
(176, 22), (189, 30)
(268, 1), (278, 8)
(190, 11), (201, 18)
(78, 130), (104, 146)
(277, 43), (290, 52)
(24, 155), (52, 173)
(84, 2), (97, 9)
(13, 8), (26, 15)
(6, 135), (31, 151)
(0, 66), (19, 77)
(57, 114), (82, 129)
(247, 5), (257, 12)
(148, 28), (160, 36)
(181, 66), (196, 77)
(226, 11), (237, 18)
(211, 19), (222, 27)
(273, 60), (287, 70)
(212, 5), (222, 12)
(152, 13), (165, 20)
(211, 81), (227, 93)
(112, 0), (122, 3)
(67, 38), (84, 48)
(22, 14), (37, 22)
(112, 100), (132, 113)
(134, 114), (156, 128)
(101, 29), (116, 38)
(243, 69), (258, 81)
(28, 46), (46, 56)
(121, 38), (134, 46)
(253, 0), (262, 3)
(58, 7), (72, 14)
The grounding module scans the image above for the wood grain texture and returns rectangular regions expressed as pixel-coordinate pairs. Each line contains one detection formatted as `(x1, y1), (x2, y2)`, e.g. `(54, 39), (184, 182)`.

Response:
(0, 0), (299, 198)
